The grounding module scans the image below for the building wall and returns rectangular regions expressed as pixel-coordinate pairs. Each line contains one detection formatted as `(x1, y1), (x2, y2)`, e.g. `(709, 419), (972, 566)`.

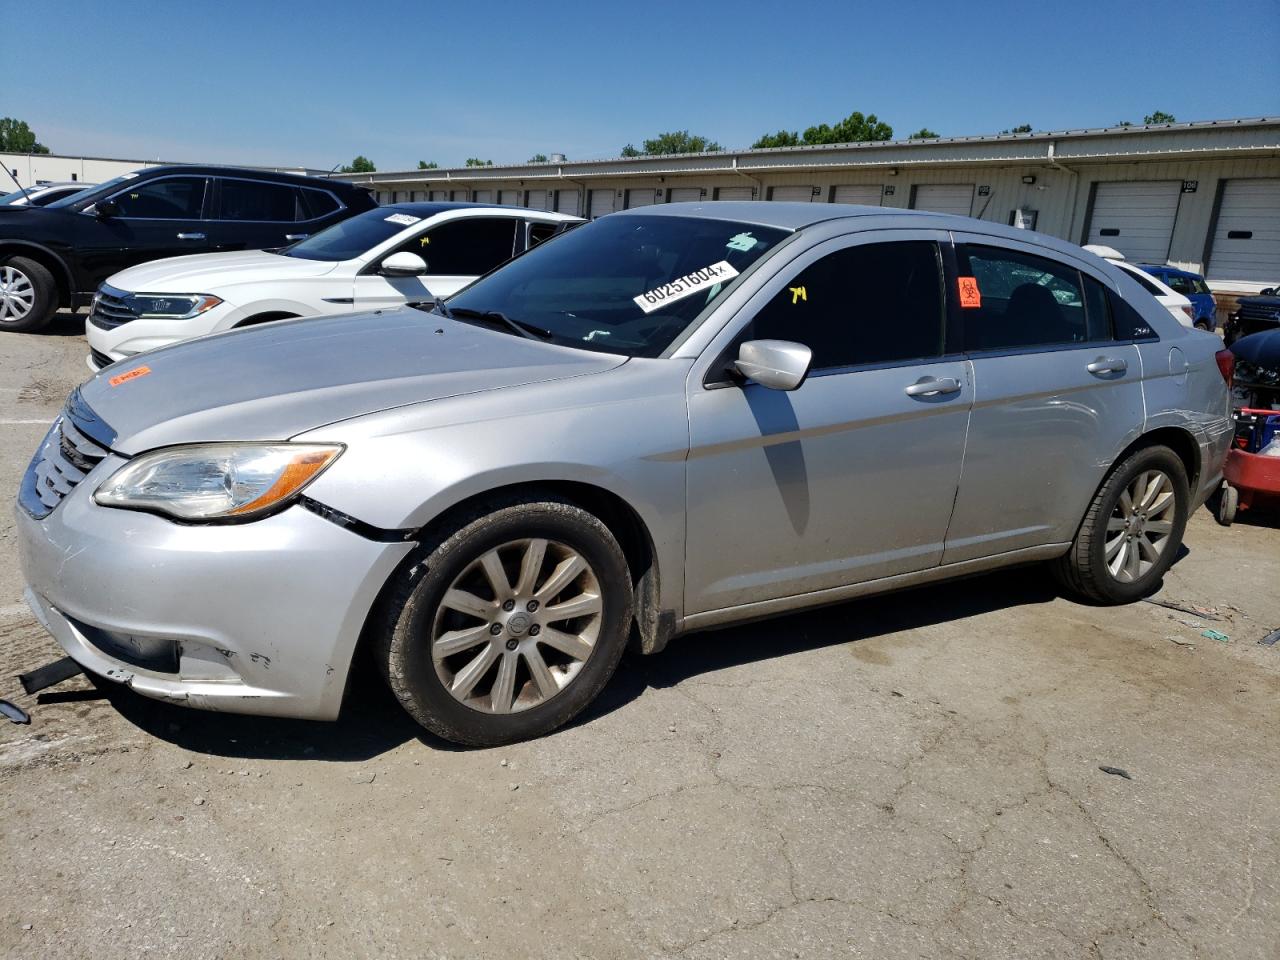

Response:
(0, 153), (165, 188)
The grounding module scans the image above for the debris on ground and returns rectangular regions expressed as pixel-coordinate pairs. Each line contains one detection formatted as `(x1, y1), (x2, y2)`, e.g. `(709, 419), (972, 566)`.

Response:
(0, 699), (31, 724)
(1166, 635), (1196, 647)
(1201, 629), (1230, 643)
(1098, 766), (1133, 780)
(1259, 628), (1280, 647)
(18, 656), (84, 695)
(351, 771), (376, 785)
(1143, 597), (1226, 621)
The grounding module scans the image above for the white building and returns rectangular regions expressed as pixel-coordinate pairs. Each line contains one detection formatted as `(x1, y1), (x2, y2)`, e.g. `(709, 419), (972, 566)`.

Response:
(337, 117), (1280, 306)
(1, 152), (327, 190)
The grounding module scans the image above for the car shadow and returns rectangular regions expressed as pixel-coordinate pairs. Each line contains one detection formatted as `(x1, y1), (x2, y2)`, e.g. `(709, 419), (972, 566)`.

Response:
(88, 566), (1068, 760)
(23, 308), (87, 338)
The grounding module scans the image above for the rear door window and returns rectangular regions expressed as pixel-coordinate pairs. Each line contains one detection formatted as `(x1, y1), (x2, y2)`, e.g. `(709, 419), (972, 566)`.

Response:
(109, 177), (207, 219)
(216, 178), (300, 222)
(957, 245), (1094, 351)
(419, 217), (519, 275)
(300, 188), (341, 219)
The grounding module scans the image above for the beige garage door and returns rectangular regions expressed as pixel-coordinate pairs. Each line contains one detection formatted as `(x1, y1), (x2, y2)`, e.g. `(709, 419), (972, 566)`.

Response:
(912, 184), (974, 217)
(669, 187), (703, 203)
(627, 188), (658, 208)
(770, 185), (815, 202)
(1086, 181), (1181, 263)
(473, 189), (495, 204)
(715, 186), (753, 201)
(589, 189), (616, 218)
(430, 190), (448, 201)
(556, 190), (580, 215)
(833, 184), (881, 206)
(525, 189), (548, 210)
(1206, 178), (1280, 284)
(498, 190), (520, 206)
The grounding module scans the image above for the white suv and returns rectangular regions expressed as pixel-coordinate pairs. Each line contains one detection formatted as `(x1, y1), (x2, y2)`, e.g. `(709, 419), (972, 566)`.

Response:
(86, 204), (581, 370)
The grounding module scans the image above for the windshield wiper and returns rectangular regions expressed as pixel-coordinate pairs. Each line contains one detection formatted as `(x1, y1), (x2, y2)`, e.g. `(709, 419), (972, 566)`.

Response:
(449, 307), (552, 341)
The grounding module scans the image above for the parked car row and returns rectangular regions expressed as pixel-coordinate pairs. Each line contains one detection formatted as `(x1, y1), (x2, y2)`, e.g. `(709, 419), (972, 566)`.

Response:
(0, 165), (378, 331)
(15, 198), (1233, 746)
(0, 181), (95, 207)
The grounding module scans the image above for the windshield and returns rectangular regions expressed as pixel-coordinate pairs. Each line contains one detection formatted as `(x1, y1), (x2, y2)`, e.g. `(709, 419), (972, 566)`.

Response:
(282, 207), (419, 261)
(0, 188), (33, 205)
(446, 215), (789, 357)
(46, 171), (142, 208)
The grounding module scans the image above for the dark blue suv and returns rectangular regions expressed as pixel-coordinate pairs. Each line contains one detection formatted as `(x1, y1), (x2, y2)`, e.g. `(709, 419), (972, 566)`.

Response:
(1137, 264), (1217, 330)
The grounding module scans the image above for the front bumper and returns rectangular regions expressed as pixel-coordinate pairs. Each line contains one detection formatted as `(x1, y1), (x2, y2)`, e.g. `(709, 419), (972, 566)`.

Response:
(16, 475), (414, 720)
(85, 304), (238, 370)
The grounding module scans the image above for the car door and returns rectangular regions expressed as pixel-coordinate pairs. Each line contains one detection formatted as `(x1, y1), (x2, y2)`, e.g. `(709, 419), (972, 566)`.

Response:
(941, 234), (1146, 563)
(209, 177), (313, 252)
(352, 215), (520, 309)
(684, 231), (972, 615)
(76, 175), (213, 283)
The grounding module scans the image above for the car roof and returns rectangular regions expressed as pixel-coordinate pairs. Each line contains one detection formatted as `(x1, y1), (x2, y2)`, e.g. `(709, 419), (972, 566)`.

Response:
(1137, 263), (1202, 279)
(378, 201), (572, 218)
(619, 201), (1101, 260)
(127, 164), (370, 192)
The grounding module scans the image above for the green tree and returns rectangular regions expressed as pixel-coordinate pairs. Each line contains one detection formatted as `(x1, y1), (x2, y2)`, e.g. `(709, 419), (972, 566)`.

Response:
(1116, 120), (1134, 127)
(1001, 123), (1033, 134)
(907, 127), (939, 140)
(1144, 110), (1176, 124)
(417, 160), (438, 169)
(802, 111), (893, 144)
(464, 157), (493, 167)
(752, 130), (801, 149)
(527, 153), (548, 163)
(340, 155), (376, 173)
(0, 117), (50, 153)
(629, 131), (722, 156)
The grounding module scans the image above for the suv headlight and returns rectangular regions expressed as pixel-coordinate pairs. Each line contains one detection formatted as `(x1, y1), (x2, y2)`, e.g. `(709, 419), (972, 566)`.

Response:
(95, 443), (343, 521)
(128, 293), (223, 319)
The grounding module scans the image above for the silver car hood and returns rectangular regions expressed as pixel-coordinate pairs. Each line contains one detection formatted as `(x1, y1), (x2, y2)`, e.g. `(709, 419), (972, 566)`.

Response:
(77, 309), (626, 454)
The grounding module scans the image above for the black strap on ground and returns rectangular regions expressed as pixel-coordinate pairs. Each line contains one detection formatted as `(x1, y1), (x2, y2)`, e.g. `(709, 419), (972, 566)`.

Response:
(18, 656), (84, 696)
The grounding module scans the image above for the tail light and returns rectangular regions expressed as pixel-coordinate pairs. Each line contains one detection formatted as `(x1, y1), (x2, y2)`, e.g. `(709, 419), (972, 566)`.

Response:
(1181, 305), (1196, 323)
(1215, 349), (1235, 387)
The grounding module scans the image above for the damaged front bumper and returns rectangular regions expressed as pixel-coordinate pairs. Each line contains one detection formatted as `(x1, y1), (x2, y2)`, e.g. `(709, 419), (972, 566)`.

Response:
(15, 476), (414, 720)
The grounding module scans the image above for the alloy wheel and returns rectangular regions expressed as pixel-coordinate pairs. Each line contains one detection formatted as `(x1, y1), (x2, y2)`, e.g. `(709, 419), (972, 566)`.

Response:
(430, 538), (603, 714)
(0, 266), (35, 323)
(1105, 469), (1176, 583)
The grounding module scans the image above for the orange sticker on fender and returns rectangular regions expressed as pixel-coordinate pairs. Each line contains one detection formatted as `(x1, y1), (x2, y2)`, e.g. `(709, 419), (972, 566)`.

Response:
(958, 276), (982, 308)
(109, 365), (151, 387)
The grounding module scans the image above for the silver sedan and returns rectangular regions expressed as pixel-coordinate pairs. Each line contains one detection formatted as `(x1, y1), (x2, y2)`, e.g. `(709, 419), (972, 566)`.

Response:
(16, 203), (1234, 745)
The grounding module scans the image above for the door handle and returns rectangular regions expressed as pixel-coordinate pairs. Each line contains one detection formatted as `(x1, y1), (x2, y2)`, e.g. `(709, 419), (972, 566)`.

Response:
(176, 232), (206, 240)
(1086, 357), (1128, 375)
(285, 233), (309, 241)
(904, 376), (962, 398)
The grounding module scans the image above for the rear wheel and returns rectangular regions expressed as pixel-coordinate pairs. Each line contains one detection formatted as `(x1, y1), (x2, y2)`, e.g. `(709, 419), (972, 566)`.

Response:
(376, 498), (633, 746)
(1052, 445), (1189, 604)
(0, 257), (57, 333)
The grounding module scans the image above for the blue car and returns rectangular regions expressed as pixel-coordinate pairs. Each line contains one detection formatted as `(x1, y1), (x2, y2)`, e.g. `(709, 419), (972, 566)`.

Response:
(1138, 264), (1217, 330)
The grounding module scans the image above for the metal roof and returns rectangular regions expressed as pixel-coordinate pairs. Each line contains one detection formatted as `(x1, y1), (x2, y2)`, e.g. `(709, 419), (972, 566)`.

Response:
(338, 117), (1280, 185)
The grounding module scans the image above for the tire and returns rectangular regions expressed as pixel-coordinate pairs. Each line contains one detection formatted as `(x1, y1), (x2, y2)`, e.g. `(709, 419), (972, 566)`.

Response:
(1052, 444), (1189, 604)
(1194, 320), (1213, 332)
(375, 497), (633, 746)
(1215, 483), (1238, 526)
(0, 256), (58, 333)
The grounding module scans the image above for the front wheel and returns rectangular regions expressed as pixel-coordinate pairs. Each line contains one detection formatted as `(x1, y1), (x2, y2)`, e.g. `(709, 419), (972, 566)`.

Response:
(375, 498), (633, 746)
(1052, 445), (1189, 604)
(0, 256), (57, 333)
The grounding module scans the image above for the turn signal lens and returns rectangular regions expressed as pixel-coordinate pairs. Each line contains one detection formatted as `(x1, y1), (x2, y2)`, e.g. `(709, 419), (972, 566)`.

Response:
(1215, 349), (1235, 387)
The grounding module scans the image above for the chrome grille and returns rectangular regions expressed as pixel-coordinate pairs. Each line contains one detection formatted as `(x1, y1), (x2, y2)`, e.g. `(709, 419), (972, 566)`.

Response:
(88, 286), (138, 331)
(20, 409), (111, 519)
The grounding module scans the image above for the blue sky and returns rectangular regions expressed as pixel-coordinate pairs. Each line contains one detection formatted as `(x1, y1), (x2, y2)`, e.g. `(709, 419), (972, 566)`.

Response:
(4, 0), (1277, 172)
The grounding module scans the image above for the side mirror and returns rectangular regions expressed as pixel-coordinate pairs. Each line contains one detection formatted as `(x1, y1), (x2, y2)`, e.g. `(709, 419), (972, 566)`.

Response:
(380, 252), (427, 276)
(95, 198), (119, 219)
(733, 339), (812, 391)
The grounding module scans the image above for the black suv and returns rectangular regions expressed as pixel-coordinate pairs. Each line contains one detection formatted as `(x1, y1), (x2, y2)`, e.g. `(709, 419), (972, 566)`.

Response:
(1224, 286), (1280, 345)
(0, 166), (376, 332)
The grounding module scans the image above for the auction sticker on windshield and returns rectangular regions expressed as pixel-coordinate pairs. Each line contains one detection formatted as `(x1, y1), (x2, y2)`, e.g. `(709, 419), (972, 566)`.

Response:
(633, 261), (740, 314)
(384, 213), (421, 226)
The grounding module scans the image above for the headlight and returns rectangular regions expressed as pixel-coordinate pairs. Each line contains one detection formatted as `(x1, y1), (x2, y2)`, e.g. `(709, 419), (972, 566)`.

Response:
(95, 443), (343, 521)
(127, 293), (223, 319)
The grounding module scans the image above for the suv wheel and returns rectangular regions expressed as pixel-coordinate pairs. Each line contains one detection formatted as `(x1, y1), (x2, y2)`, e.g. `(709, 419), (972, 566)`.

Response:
(0, 257), (57, 333)
(1052, 445), (1189, 604)
(376, 498), (633, 746)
